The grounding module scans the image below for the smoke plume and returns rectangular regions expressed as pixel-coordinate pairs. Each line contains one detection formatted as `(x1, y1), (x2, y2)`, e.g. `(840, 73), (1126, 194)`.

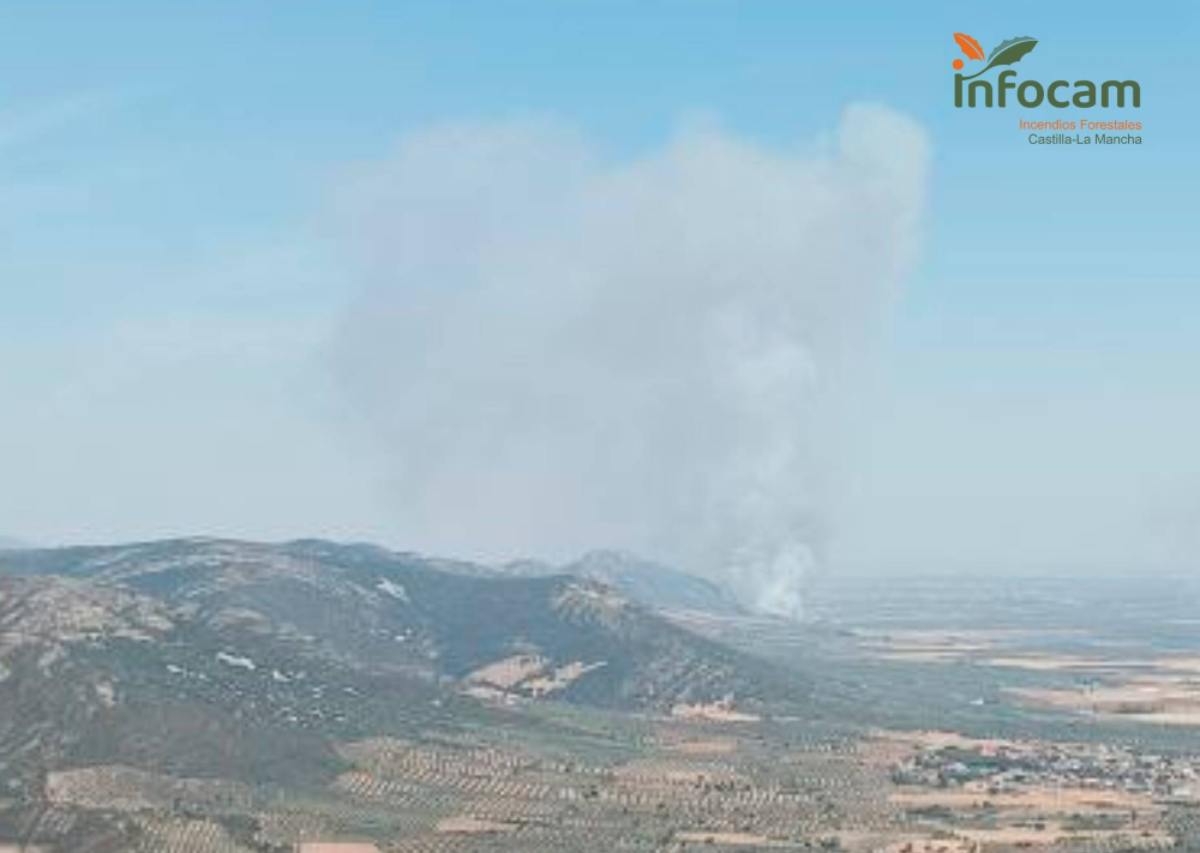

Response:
(333, 105), (928, 617)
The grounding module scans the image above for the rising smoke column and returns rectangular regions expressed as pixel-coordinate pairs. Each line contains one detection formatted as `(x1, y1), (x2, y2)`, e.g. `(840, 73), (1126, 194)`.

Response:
(333, 105), (928, 618)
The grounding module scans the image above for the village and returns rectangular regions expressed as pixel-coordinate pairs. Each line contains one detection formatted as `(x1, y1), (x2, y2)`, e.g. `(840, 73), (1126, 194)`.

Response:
(892, 734), (1199, 806)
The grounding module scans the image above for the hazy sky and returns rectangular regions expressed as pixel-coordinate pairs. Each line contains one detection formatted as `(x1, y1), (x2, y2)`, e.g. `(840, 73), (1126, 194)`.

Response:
(2, 1), (1197, 577)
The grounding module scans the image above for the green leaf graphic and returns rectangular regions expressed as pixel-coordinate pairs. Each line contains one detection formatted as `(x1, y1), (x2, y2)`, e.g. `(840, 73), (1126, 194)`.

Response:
(961, 36), (1038, 80)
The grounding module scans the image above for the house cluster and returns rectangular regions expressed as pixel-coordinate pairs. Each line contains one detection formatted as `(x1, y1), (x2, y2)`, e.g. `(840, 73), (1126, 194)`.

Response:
(892, 740), (1199, 800)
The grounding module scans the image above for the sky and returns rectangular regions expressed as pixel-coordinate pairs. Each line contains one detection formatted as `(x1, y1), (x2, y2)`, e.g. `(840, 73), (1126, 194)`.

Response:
(2, 1), (1197, 579)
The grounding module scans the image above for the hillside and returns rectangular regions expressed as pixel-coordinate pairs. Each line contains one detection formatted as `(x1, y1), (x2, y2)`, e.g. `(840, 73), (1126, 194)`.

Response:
(0, 539), (806, 756)
(0, 538), (787, 708)
(500, 549), (744, 616)
(0, 538), (816, 849)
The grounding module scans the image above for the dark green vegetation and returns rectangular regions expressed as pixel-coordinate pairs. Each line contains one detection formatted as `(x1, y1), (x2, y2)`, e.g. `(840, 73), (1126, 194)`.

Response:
(0, 538), (800, 711)
(0, 538), (811, 850)
(500, 549), (744, 616)
(0, 541), (1196, 851)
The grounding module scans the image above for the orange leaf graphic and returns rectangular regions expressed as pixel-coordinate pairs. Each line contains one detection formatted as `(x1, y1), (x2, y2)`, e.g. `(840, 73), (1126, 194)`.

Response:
(953, 32), (985, 61)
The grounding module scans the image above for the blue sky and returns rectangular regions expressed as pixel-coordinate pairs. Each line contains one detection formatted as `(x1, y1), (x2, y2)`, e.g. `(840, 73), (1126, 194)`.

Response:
(2, 2), (1197, 573)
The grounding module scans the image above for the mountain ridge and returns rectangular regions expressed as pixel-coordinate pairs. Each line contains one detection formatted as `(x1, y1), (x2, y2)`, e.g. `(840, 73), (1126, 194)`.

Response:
(0, 537), (806, 720)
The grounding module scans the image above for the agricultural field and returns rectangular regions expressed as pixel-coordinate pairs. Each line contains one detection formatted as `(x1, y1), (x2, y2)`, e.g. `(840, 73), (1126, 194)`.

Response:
(1, 542), (1198, 851)
(16, 702), (1200, 851)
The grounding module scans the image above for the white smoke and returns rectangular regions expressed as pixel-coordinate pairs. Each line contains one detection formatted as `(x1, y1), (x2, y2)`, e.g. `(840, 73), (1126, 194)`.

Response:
(332, 105), (929, 618)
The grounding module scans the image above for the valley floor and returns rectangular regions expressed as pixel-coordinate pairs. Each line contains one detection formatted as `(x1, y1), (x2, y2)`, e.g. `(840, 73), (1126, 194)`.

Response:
(3, 549), (1198, 852)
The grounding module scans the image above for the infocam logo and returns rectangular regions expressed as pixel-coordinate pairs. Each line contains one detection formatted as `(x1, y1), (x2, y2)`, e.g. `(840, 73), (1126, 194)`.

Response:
(951, 32), (1141, 109)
